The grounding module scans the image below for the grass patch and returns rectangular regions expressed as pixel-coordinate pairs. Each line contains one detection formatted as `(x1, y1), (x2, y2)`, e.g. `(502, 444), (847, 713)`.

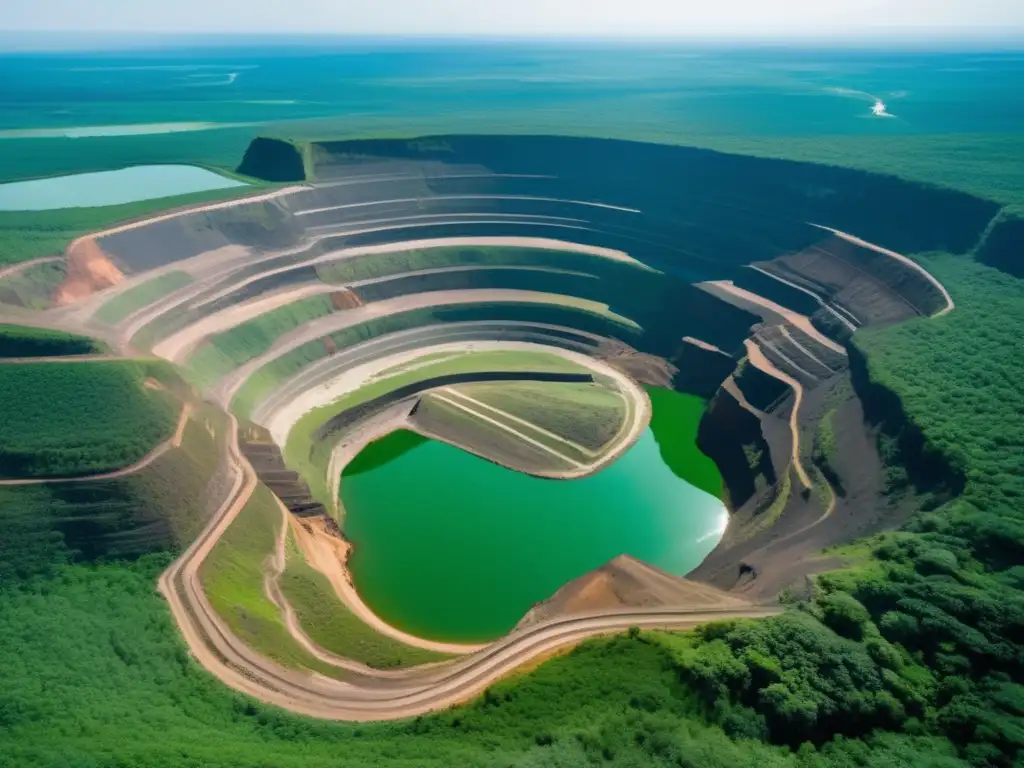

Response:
(413, 394), (579, 473)
(93, 271), (194, 325)
(230, 301), (642, 420)
(0, 323), (105, 357)
(316, 245), (651, 284)
(198, 483), (347, 679)
(285, 349), (593, 506)
(185, 294), (335, 390)
(279, 530), (451, 669)
(0, 259), (66, 308)
(0, 360), (177, 478)
(451, 379), (628, 454)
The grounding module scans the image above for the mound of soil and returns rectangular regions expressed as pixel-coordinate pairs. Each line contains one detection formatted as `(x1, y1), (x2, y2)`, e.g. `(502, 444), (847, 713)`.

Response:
(53, 238), (124, 305)
(517, 554), (752, 627)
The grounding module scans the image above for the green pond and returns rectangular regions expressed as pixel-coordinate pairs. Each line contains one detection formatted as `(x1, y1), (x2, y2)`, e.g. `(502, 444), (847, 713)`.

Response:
(0, 164), (246, 210)
(340, 387), (728, 642)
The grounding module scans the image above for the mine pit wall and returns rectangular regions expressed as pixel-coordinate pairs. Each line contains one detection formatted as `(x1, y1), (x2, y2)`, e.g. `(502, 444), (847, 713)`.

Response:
(847, 342), (966, 502)
(295, 135), (997, 259)
(95, 200), (304, 274)
(696, 389), (778, 512)
(669, 341), (738, 400)
(94, 135), (998, 286)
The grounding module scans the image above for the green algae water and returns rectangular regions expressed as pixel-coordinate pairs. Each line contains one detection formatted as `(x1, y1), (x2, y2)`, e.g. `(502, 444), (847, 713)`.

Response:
(340, 388), (727, 642)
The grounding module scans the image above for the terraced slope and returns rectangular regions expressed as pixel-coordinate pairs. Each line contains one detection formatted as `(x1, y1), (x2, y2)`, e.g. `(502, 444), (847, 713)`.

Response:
(0, 134), (1003, 738)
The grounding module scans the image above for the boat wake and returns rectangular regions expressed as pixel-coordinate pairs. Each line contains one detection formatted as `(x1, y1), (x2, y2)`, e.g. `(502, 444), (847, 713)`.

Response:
(825, 86), (897, 118)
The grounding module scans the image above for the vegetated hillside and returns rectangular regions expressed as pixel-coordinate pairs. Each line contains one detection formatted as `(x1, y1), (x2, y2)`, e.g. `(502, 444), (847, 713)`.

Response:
(199, 483), (347, 678)
(0, 360), (177, 478)
(0, 259), (66, 309)
(0, 323), (105, 357)
(94, 271), (194, 325)
(0, 401), (225, 585)
(975, 211), (1024, 278)
(184, 294), (337, 389)
(666, 253), (1024, 765)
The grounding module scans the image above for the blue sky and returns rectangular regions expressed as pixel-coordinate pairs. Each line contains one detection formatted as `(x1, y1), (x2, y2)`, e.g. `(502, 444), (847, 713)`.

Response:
(1, 0), (1023, 39)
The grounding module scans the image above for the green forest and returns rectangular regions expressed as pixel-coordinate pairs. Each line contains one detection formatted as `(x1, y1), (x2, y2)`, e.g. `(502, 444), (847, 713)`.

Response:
(0, 361), (178, 478)
(0, 83), (1023, 764)
(1, 210), (1022, 767)
(0, 323), (105, 357)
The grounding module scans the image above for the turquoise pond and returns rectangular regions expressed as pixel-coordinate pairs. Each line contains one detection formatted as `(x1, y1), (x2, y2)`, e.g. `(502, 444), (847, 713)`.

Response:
(0, 165), (247, 210)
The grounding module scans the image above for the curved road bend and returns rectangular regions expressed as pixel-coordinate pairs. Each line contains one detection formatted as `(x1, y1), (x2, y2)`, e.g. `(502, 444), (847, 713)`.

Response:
(159, 415), (780, 721)
(742, 339), (812, 490)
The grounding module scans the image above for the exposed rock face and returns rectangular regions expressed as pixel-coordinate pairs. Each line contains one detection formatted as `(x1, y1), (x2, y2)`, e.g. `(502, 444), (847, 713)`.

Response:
(53, 238), (124, 305)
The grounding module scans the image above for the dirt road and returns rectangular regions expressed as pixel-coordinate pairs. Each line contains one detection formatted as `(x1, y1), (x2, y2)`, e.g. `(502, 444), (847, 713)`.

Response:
(156, 411), (779, 721)
(742, 339), (812, 490)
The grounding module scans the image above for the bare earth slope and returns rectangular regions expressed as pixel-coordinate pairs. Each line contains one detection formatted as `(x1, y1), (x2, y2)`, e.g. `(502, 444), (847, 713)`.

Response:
(518, 555), (752, 628)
